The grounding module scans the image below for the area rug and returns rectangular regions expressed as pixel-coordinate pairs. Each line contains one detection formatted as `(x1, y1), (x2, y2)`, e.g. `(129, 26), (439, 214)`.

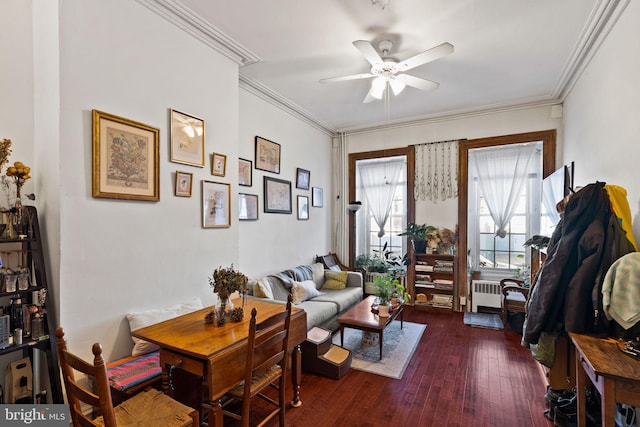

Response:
(463, 312), (504, 330)
(332, 321), (426, 379)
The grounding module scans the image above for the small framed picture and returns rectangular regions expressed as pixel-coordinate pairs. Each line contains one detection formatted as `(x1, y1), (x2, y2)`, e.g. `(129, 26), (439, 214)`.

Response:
(239, 193), (259, 221)
(296, 168), (310, 190)
(263, 176), (291, 214)
(170, 109), (205, 167)
(238, 158), (252, 187)
(255, 136), (281, 174)
(297, 195), (309, 220)
(211, 152), (227, 176)
(92, 109), (159, 202)
(312, 187), (323, 207)
(202, 180), (230, 228)
(175, 171), (193, 197)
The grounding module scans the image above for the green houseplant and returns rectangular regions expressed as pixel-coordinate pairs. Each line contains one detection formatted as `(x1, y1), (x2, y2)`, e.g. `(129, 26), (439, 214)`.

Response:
(373, 274), (403, 317)
(398, 223), (436, 254)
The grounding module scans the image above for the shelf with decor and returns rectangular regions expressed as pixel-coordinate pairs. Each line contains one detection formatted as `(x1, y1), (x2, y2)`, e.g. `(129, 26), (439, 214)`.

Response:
(409, 253), (456, 311)
(0, 205), (63, 403)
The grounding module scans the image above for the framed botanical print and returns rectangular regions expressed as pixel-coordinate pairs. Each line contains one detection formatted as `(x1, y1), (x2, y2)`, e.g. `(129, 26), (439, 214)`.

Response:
(238, 158), (252, 187)
(255, 136), (280, 174)
(296, 168), (310, 190)
(170, 109), (205, 167)
(211, 152), (227, 176)
(175, 170), (193, 197)
(297, 195), (309, 220)
(92, 109), (159, 201)
(239, 193), (259, 221)
(263, 176), (291, 214)
(202, 180), (230, 228)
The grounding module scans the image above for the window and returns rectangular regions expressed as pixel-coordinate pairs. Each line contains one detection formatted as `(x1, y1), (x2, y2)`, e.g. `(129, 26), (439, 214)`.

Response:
(476, 184), (528, 270)
(467, 142), (543, 274)
(348, 147), (415, 267)
(364, 183), (405, 257)
(355, 156), (407, 260)
(457, 130), (555, 298)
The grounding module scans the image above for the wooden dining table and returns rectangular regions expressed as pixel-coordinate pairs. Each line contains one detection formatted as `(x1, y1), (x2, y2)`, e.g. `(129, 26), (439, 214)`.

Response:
(132, 298), (307, 427)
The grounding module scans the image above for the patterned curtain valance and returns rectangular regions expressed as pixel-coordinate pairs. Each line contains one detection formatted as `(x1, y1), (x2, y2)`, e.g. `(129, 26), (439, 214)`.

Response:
(414, 139), (461, 202)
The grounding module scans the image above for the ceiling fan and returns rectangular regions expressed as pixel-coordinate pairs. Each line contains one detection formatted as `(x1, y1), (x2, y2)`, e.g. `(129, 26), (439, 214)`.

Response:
(320, 39), (453, 103)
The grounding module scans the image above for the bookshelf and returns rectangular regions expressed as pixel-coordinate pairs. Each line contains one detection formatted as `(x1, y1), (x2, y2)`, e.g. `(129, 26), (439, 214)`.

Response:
(410, 253), (456, 311)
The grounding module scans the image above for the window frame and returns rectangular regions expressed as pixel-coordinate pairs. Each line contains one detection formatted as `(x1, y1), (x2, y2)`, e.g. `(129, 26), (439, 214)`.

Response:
(348, 147), (415, 267)
(457, 130), (556, 302)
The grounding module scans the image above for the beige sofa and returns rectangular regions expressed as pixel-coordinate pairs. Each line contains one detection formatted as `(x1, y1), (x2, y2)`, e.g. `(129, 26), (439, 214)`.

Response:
(249, 262), (363, 331)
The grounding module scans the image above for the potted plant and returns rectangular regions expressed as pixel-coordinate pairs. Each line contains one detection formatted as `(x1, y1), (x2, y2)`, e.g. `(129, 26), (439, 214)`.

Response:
(373, 274), (400, 317)
(391, 281), (411, 306)
(355, 253), (388, 273)
(398, 223), (436, 254)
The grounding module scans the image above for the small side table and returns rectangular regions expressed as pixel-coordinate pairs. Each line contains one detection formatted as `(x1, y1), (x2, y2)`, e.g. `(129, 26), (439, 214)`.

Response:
(569, 333), (640, 427)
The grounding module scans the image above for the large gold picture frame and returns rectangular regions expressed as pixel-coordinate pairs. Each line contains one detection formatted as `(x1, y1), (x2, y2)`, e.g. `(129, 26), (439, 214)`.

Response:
(92, 109), (159, 201)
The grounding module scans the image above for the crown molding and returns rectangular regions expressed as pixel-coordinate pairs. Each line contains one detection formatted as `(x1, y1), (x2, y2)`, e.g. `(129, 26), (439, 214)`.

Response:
(553, 0), (630, 100)
(136, 0), (261, 66)
(239, 75), (335, 136)
(137, 0), (628, 137)
(337, 97), (563, 135)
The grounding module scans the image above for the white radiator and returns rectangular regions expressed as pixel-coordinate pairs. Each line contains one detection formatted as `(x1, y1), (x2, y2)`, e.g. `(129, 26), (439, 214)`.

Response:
(471, 280), (502, 312)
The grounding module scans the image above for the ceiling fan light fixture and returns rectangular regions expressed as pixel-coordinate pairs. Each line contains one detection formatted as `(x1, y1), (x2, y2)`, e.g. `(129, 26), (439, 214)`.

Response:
(389, 77), (406, 96)
(370, 76), (386, 99)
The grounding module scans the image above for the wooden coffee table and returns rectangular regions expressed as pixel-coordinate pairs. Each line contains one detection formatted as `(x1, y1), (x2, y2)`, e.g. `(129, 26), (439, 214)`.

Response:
(337, 295), (404, 360)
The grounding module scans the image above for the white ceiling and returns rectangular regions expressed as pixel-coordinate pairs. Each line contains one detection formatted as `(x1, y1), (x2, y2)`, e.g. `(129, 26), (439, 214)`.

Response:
(142, 0), (618, 133)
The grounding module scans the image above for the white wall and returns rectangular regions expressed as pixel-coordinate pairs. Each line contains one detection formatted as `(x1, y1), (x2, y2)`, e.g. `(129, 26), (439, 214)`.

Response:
(563, 0), (640, 244)
(238, 90), (333, 278)
(2, 0), (333, 371)
(343, 105), (563, 240)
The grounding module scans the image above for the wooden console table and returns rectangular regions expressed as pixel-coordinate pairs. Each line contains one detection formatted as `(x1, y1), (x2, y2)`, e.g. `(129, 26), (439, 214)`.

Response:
(569, 332), (640, 427)
(133, 298), (307, 427)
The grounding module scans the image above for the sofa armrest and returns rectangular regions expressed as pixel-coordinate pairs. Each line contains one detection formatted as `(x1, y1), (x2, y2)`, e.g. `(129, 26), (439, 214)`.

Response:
(345, 271), (363, 288)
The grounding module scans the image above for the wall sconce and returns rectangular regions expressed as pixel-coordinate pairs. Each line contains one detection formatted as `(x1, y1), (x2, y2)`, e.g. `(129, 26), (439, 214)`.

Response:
(347, 201), (362, 212)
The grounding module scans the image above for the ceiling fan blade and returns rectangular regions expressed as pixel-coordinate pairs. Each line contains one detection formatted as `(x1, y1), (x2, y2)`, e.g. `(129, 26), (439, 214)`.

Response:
(319, 73), (375, 84)
(396, 74), (439, 91)
(353, 40), (384, 67)
(396, 42), (454, 72)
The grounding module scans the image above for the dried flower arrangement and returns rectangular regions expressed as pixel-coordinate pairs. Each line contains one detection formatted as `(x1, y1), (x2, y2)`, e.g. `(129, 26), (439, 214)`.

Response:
(208, 264), (248, 325)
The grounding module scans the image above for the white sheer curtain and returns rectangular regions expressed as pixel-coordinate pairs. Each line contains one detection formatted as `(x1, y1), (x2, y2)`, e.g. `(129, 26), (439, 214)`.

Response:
(470, 143), (537, 238)
(358, 158), (403, 238)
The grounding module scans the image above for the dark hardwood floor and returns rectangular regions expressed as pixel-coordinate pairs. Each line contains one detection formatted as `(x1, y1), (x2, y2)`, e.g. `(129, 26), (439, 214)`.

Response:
(246, 307), (554, 427)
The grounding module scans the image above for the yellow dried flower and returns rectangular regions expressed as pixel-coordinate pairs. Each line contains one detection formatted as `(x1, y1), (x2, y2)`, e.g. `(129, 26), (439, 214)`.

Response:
(5, 160), (31, 198)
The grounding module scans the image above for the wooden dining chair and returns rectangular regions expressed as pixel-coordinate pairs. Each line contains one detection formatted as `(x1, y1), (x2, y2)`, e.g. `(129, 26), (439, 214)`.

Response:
(221, 296), (293, 427)
(500, 278), (529, 328)
(55, 327), (198, 427)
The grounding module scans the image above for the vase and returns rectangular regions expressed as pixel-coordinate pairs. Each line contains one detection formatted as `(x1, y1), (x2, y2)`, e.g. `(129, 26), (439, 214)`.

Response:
(378, 303), (390, 317)
(216, 296), (234, 317)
